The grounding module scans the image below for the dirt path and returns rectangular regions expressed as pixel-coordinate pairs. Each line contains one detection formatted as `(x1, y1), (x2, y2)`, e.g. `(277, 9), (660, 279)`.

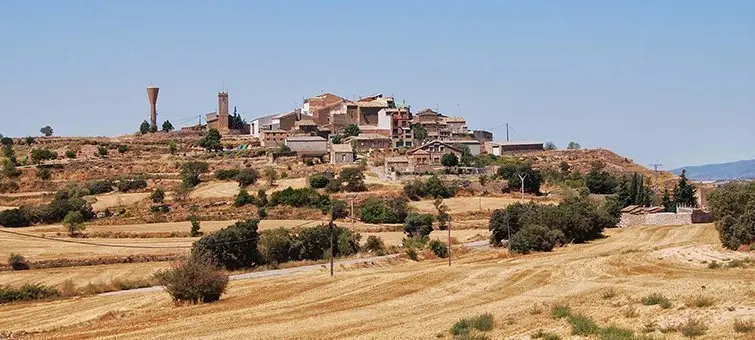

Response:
(1, 224), (753, 339)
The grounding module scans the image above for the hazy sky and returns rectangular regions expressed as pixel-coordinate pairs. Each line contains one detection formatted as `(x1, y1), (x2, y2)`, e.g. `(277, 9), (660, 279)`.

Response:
(1, 1), (753, 169)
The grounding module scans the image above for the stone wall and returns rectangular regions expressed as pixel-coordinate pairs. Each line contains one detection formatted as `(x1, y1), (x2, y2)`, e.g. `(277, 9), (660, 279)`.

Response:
(619, 212), (694, 227)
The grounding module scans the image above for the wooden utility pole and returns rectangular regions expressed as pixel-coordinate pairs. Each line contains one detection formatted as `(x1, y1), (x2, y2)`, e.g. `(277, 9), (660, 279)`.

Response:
(447, 216), (452, 267)
(329, 219), (335, 277)
(350, 195), (355, 232)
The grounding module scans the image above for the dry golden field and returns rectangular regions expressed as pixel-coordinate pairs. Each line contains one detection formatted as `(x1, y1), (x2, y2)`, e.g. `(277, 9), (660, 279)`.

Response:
(408, 197), (556, 214)
(1, 224), (753, 339)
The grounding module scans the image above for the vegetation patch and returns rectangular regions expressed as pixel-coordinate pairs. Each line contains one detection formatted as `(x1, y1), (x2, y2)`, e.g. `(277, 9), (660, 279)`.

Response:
(567, 313), (600, 336)
(733, 318), (755, 333)
(641, 293), (672, 309)
(551, 303), (571, 319)
(0, 283), (61, 304)
(531, 329), (561, 340)
(685, 294), (715, 308)
(153, 257), (229, 304)
(449, 313), (494, 337)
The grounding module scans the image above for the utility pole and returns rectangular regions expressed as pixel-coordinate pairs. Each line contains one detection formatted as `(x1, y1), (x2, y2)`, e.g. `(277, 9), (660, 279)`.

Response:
(350, 195), (355, 232)
(329, 219), (335, 277)
(518, 173), (528, 200)
(447, 215), (451, 267)
(506, 212), (511, 252)
(650, 161), (663, 172)
(506, 123), (509, 142)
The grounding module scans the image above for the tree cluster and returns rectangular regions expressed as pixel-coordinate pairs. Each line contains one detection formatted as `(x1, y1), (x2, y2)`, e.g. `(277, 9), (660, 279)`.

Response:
(605, 173), (655, 217)
(199, 129), (223, 152)
(708, 181), (755, 250)
(359, 197), (409, 224)
(0, 190), (94, 228)
(403, 175), (456, 200)
(495, 159), (542, 194)
(489, 195), (617, 253)
(258, 225), (360, 265)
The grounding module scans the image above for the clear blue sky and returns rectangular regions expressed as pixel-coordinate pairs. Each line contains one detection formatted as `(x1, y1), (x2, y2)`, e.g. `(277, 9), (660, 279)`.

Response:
(1, 1), (753, 169)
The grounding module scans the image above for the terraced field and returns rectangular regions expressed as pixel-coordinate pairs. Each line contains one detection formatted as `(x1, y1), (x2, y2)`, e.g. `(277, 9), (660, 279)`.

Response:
(1, 224), (752, 339)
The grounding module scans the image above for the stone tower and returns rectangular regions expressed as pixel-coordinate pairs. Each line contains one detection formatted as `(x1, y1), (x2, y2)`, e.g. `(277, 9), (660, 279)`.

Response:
(147, 85), (159, 128)
(217, 91), (230, 133)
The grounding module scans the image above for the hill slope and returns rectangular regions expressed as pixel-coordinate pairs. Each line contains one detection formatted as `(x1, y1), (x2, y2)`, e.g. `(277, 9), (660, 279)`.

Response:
(672, 159), (755, 181)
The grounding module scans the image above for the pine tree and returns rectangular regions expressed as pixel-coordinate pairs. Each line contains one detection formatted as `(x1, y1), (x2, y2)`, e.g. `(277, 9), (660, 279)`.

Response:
(673, 169), (697, 207)
(661, 188), (675, 212)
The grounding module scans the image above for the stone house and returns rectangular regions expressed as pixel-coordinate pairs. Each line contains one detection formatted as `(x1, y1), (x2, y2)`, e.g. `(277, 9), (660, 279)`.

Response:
(343, 134), (393, 152)
(261, 130), (288, 147)
(285, 136), (328, 160)
(330, 143), (354, 165)
(384, 156), (411, 173)
(407, 140), (462, 172)
(413, 109), (450, 141)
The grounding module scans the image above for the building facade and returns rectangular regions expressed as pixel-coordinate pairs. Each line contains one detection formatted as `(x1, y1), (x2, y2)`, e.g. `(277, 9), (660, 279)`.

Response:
(490, 141), (544, 155)
(330, 143), (354, 164)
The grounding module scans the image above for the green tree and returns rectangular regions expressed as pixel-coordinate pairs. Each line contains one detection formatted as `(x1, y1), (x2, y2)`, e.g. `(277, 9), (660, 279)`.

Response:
(162, 120), (174, 132)
(0, 137), (13, 147)
(584, 161), (617, 194)
(234, 189), (254, 207)
(150, 187), (165, 203)
(412, 124), (428, 142)
(189, 215), (202, 237)
(30, 149), (58, 163)
(40, 126), (53, 137)
(149, 124), (158, 133)
(708, 182), (755, 249)
(2, 158), (21, 178)
(256, 189), (268, 207)
(343, 124), (360, 137)
(181, 161), (209, 188)
(24, 136), (35, 145)
(441, 153), (459, 167)
(331, 135), (342, 144)
(235, 169), (259, 187)
(63, 211), (86, 237)
(229, 107), (247, 130)
(404, 213), (434, 238)
(661, 188), (675, 212)
(265, 167), (278, 186)
(117, 144), (129, 154)
(191, 219), (261, 270)
(433, 198), (449, 230)
(337, 167), (366, 192)
(139, 120), (151, 135)
(567, 142), (581, 150)
(496, 160), (542, 194)
(200, 129), (223, 152)
(673, 169), (697, 207)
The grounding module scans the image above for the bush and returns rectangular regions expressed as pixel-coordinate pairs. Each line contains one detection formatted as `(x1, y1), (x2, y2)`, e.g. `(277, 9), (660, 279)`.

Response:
(532, 330), (561, 340)
(256, 189), (268, 207)
(598, 325), (634, 340)
(117, 177), (148, 192)
(97, 145), (108, 157)
(551, 303), (571, 319)
(686, 294), (715, 308)
(567, 314), (600, 336)
(641, 293), (672, 309)
(192, 220), (261, 270)
(181, 161), (209, 188)
(215, 168), (240, 180)
(153, 257), (229, 304)
(309, 173), (330, 189)
(450, 313), (495, 336)
(679, 317), (707, 337)
(325, 178), (342, 193)
(733, 318), (754, 333)
(509, 224), (560, 253)
(363, 235), (385, 254)
(64, 210), (86, 236)
(117, 144), (129, 153)
(36, 167), (51, 180)
(708, 182), (755, 249)
(150, 205), (171, 213)
(150, 188), (165, 203)
(30, 149), (57, 163)
(441, 153), (459, 167)
(235, 169), (259, 187)
(268, 187), (330, 211)
(258, 228), (294, 265)
(0, 180), (20, 194)
(404, 213), (434, 238)
(0, 283), (61, 304)
(403, 175), (455, 200)
(429, 239), (448, 258)
(87, 180), (113, 194)
(8, 253), (29, 270)
(234, 189), (254, 207)
(65, 150), (76, 159)
(360, 197), (409, 224)
(0, 208), (31, 228)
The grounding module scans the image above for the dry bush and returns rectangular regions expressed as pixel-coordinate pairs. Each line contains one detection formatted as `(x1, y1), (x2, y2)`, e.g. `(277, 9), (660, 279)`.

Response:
(685, 294), (715, 308)
(59, 279), (77, 297)
(86, 231), (191, 238)
(622, 306), (639, 318)
(1, 254), (183, 271)
(641, 293), (672, 309)
(528, 302), (544, 315)
(679, 317), (708, 338)
(734, 318), (755, 333)
(601, 287), (617, 299)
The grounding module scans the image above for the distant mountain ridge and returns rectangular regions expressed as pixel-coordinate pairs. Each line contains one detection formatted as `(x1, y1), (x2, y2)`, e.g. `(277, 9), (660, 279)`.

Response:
(672, 159), (755, 181)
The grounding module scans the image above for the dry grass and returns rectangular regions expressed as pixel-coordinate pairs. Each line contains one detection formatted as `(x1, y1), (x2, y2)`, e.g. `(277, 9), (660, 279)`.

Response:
(685, 294), (715, 308)
(733, 318), (755, 333)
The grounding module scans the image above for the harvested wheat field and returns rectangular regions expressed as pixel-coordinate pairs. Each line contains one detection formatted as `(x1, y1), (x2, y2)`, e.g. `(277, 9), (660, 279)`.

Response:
(409, 196), (556, 214)
(1, 223), (752, 339)
(90, 192), (151, 211)
(0, 261), (168, 287)
(189, 178), (308, 199)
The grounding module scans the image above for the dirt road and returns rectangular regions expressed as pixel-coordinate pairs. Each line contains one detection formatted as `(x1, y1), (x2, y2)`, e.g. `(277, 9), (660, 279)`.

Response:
(1, 224), (752, 339)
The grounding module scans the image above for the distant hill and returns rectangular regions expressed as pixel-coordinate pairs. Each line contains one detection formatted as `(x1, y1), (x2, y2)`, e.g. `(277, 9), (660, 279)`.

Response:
(672, 159), (755, 181)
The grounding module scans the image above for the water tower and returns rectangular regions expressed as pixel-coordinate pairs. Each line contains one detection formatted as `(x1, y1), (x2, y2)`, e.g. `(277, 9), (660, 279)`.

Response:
(147, 85), (160, 127)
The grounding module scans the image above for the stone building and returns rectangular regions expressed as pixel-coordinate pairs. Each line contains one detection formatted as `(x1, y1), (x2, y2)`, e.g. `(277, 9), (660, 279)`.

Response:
(343, 134), (393, 152)
(378, 107), (413, 148)
(261, 130), (287, 147)
(285, 136), (328, 161)
(449, 139), (482, 155)
(490, 141), (544, 155)
(413, 109), (450, 141)
(330, 143), (354, 164)
(406, 140), (462, 172)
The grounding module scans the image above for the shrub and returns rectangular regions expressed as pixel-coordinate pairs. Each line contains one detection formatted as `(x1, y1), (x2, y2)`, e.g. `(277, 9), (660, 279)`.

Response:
(441, 153), (459, 167)
(708, 181), (755, 249)
(181, 161), (209, 188)
(258, 228), (294, 265)
(97, 145), (108, 157)
(30, 149), (57, 163)
(567, 314), (600, 336)
(325, 178), (342, 193)
(2, 159), (21, 178)
(234, 189), (254, 207)
(215, 168), (240, 180)
(532, 330), (561, 340)
(8, 253), (29, 270)
(734, 318), (755, 333)
(65, 150), (76, 159)
(0, 180), (20, 194)
(509, 224), (560, 253)
(64, 210), (86, 236)
(0, 208), (31, 228)
(268, 187), (330, 211)
(236, 169), (259, 187)
(0, 283), (61, 304)
(405, 247), (418, 261)
(117, 144), (129, 153)
(363, 235), (385, 254)
(641, 293), (672, 309)
(150, 205), (170, 213)
(403, 175), (455, 200)
(360, 197), (409, 224)
(192, 219), (261, 270)
(309, 173), (330, 189)
(679, 317), (707, 338)
(117, 177), (148, 192)
(551, 304), (571, 319)
(707, 260), (722, 269)
(599, 325), (634, 340)
(265, 167), (278, 186)
(256, 189), (268, 207)
(87, 180), (114, 194)
(601, 287), (617, 299)
(686, 294), (714, 308)
(150, 188), (165, 203)
(428, 239), (449, 258)
(337, 228), (360, 257)
(189, 215), (202, 237)
(450, 313), (494, 336)
(153, 257), (229, 304)
(36, 167), (51, 180)
(404, 213), (434, 238)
